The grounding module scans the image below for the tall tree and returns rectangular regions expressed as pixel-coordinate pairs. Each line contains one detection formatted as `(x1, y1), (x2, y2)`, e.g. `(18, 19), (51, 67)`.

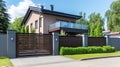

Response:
(105, 0), (120, 32)
(9, 17), (23, 33)
(21, 25), (26, 33)
(76, 12), (88, 25)
(89, 13), (104, 37)
(0, 0), (9, 33)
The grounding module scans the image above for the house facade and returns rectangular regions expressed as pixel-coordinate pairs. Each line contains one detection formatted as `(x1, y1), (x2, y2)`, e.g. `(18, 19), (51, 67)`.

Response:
(21, 5), (88, 34)
(103, 30), (120, 38)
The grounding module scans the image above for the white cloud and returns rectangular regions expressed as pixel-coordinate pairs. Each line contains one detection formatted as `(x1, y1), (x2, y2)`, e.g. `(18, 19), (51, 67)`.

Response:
(8, 0), (36, 22)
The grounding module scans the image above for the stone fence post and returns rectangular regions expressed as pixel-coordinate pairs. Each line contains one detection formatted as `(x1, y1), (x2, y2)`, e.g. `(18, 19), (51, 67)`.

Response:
(7, 30), (16, 58)
(52, 32), (59, 55)
(106, 35), (110, 45)
(82, 34), (88, 47)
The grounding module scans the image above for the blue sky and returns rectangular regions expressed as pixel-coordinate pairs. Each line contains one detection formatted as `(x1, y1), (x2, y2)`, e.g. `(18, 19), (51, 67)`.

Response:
(5, 0), (115, 24)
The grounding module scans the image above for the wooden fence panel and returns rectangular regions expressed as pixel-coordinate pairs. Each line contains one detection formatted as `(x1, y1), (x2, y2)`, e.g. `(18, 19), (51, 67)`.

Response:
(16, 34), (52, 57)
(59, 36), (106, 47)
(59, 36), (82, 47)
(88, 37), (106, 46)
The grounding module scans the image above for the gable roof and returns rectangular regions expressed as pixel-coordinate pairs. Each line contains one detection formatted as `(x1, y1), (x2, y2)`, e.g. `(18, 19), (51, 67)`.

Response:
(21, 6), (82, 25)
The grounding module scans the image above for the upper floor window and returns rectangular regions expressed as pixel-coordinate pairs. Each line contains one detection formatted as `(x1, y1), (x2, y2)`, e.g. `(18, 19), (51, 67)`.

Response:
(35, 20), (38, 29)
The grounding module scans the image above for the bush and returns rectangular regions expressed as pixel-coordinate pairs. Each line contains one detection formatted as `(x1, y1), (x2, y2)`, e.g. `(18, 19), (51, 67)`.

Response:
(60, 46), (115, 55)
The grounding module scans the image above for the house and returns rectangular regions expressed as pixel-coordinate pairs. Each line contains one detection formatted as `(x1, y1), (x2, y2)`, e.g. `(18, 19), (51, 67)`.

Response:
(21, 5), (88, 35)
(103, 30), (120, 38)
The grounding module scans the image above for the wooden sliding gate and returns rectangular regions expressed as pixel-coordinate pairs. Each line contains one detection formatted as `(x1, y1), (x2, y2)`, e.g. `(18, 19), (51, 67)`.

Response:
(16, 34), (52, 57)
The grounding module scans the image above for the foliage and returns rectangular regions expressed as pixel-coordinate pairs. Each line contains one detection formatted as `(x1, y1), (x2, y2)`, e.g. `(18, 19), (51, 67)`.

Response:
(25, 26), (29, 33)
(76, 12), (88, 25)
(89, 13), (104, 37)
(76, 12), (104, 37)
(105, 0), (120, 32)
(9, 17), (30, 33)
(60, 30), (67, 36)
(0, 0), (9, 33)
(0, 57), (13, 66)
(9, 17), (23, 33)
(60, 46), (115, 55)
(20, 25), (25, 33)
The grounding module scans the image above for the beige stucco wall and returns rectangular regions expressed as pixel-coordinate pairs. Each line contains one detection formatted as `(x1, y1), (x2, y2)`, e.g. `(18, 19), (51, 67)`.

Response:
(25, 11), (77, 34)
(25, 11), (44, 33)
(43, 14), (77, 34)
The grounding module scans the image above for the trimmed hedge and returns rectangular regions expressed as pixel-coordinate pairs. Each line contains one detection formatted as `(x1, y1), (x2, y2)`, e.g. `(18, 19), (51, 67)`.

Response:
(60, 46), (115, 55)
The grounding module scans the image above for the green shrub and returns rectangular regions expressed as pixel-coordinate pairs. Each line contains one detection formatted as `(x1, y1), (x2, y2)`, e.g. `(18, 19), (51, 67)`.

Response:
(60, 46), (115, 55)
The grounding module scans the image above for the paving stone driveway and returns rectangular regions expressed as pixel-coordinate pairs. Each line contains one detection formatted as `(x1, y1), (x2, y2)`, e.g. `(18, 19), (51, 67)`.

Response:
(11, 56), (120, 67)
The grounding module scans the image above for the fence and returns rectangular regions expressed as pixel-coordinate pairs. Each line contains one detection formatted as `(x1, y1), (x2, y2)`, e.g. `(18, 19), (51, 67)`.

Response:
(59, 36), (82, 47)
(108, 38), (120, 50)
(59, 36), (106, 48)
(88, 37), (106, 46)
(0, 31), (16, 58)
(16, 34), (52, 57)
(1, 30), (120, 58)
(0, 34), (7, 56)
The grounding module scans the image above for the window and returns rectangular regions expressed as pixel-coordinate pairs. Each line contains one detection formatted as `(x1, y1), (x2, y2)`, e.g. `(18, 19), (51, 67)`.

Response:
(35, 20), (38, 29)
(39, 18), (41, 27)
(30, 23), (33, 28)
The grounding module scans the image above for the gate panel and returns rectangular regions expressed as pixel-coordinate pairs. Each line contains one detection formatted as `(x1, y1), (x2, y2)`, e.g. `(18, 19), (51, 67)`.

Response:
(16, 34), (52, 57)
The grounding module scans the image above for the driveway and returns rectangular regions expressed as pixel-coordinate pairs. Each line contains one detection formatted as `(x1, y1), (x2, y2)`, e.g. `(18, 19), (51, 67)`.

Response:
(11, 56), (120, 67)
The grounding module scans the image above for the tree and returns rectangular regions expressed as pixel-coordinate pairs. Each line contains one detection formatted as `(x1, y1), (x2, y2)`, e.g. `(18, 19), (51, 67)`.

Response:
(0, 0), (9, 33)
(25, 26), (29, 33)
(89, 13), (104, 37)
(21, 25), (25, 33)
(76, 12), (88, 25)
(9, 17), (30, 33)
(105, 0), (120, 32)
(9, 17), (23, 33)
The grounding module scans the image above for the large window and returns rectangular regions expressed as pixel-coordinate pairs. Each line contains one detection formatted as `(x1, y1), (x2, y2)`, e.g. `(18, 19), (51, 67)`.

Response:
(35, 20), (38, 29)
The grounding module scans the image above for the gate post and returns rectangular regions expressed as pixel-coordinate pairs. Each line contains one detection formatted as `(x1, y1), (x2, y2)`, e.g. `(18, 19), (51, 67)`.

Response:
(82, 33), (88, 47)
(52, 32), (59, 55)
(106, 35), (110, 45)
(7, 30), (16, 58)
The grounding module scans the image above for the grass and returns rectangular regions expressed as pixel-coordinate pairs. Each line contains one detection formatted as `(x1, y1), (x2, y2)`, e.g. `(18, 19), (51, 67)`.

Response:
(0, 56), (13, 66)
(65, 51), (120, 60)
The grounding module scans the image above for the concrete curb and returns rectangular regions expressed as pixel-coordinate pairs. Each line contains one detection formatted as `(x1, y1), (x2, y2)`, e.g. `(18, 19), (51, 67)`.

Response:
(80, 56), (120, 61)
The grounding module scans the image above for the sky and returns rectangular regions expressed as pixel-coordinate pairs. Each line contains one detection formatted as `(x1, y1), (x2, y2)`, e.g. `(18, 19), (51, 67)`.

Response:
(4, 0), (115, 30)
(5, 0), (115, 22)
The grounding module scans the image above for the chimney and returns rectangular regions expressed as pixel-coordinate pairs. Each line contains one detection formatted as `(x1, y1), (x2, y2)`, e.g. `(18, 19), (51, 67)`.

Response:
(40, 5), (44, 10)
(50, 5), (54, 11)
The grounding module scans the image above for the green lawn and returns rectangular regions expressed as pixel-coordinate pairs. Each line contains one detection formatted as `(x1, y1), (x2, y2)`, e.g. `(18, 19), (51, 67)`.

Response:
(65, 51), (120, 60)
(0, 56), (13, 66)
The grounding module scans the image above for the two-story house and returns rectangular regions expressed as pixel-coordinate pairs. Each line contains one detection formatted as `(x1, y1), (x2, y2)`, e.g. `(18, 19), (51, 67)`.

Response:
(21, 5), (88, 35)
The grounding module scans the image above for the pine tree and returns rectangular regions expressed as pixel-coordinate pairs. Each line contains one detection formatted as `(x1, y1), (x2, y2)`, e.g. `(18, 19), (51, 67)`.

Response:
(0, 0), (9, 33)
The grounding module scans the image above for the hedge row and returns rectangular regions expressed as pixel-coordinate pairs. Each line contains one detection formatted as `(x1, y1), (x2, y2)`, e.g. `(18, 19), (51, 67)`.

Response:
(60, 46), (115, 55)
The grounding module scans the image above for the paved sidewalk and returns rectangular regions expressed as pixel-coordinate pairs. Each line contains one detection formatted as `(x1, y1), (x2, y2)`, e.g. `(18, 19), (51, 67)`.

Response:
(11, 56), (76, 67)
(11, 56), (120, 67)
